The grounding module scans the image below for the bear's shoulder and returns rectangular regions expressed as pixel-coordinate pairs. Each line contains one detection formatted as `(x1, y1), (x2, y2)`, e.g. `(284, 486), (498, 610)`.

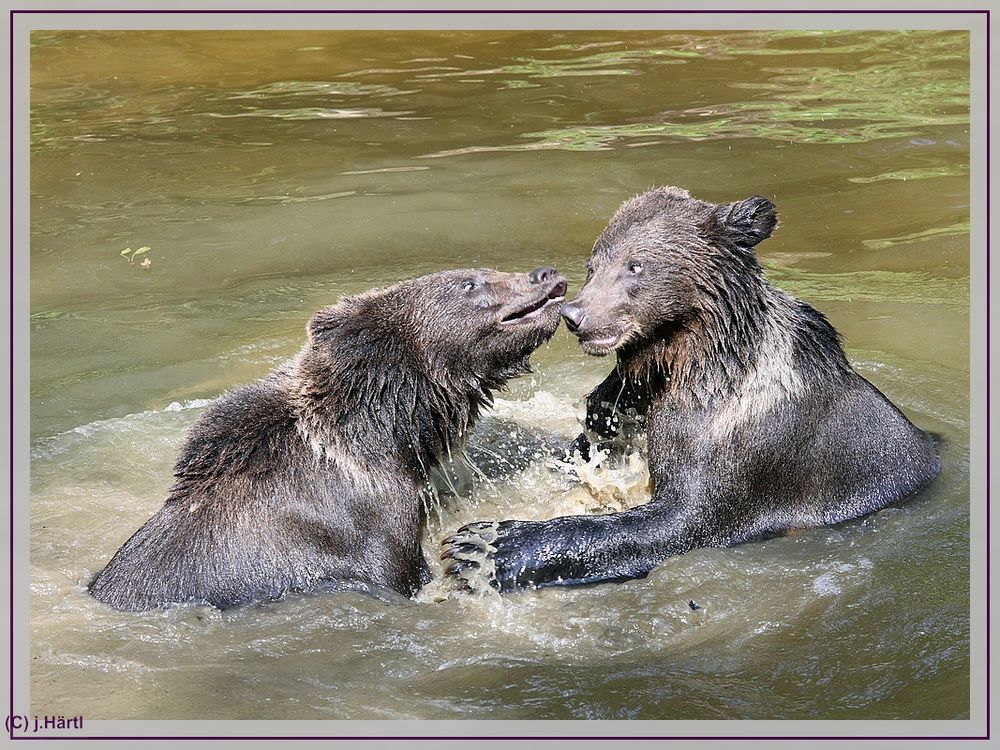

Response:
(172, 379), (299, 485)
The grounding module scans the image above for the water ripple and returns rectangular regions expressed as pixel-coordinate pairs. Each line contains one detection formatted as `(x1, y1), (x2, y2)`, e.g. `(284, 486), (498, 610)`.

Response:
(227, 80), (415, 99)
(208, 107), (413, 121)
(764, 267), (969, 306)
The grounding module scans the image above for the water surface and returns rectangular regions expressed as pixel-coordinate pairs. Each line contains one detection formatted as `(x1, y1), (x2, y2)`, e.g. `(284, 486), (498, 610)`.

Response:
(30, 30), (970, 721)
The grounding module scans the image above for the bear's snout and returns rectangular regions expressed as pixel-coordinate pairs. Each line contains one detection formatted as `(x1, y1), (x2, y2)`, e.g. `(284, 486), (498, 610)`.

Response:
(561, 302), (586, 333)
(529, 266), (558, 284)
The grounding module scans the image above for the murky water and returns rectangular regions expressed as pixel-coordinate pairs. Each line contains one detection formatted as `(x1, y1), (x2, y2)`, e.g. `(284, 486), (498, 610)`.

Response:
(30, 30), (969, 720)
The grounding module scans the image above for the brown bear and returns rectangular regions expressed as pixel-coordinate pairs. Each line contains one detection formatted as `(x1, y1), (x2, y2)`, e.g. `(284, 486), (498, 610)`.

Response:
(89, 266), (567, 610)
(443, 186), (940, 593)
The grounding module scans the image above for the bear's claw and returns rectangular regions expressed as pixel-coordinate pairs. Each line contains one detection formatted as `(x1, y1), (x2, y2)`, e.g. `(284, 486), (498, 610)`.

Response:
(440, 542), (485, 560)
(443, 559), (479, 576)
(440, 521), (500, 592)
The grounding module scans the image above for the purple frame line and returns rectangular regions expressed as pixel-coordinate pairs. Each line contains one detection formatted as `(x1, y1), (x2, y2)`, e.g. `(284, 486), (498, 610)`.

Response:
(986, 6), (992, 743)
(8, 6), (989, 743)
(5, 7), (991, 12)
(7, 7), (13, 748)
(2, 735), (992, 742)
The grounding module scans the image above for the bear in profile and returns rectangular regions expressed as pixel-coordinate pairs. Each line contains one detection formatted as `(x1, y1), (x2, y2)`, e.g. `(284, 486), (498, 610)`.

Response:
(89, 266), (567, 610)
(443, 186), (940, 592)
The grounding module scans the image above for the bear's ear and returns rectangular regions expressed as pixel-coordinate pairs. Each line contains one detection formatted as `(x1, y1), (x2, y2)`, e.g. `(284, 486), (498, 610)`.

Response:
(307, 305), (346, 341)
(708, 196), (778, 248)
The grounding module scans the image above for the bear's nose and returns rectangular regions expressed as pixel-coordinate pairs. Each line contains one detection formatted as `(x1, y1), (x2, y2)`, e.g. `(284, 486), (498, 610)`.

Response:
(529, 266), (558, 284)
(561, 302), (586, 333)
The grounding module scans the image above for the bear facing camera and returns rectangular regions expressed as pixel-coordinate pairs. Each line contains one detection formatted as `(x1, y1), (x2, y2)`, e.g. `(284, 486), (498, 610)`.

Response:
(443, 186), (941, 593)
(89, 266), (567, 611)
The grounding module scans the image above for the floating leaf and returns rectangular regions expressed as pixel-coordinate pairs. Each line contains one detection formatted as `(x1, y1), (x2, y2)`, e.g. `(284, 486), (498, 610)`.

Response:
(132, 246), (150, 256)
(120, 247), (132, 258)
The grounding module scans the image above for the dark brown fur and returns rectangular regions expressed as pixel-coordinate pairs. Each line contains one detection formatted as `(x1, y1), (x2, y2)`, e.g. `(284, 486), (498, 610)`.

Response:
(444, 187), (939, 593)
(90, 267), (566, 610)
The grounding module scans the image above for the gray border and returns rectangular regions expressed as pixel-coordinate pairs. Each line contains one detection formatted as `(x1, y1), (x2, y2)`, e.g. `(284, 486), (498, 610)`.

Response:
(968, 2), (989, 741)
(7, 1), (988, 745)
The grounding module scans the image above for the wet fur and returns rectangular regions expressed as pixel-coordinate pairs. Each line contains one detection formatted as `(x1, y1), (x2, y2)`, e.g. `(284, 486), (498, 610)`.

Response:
(444, 187), (941, 592)
(90, 269), (563, 610)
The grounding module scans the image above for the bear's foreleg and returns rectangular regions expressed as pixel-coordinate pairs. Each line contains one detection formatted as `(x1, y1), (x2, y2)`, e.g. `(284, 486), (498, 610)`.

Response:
(566, 368), (649, 464)
(441, 502), (700, 593)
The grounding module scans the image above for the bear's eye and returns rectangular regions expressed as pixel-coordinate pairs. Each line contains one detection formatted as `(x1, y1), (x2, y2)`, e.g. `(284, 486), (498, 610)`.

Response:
(628, 261), (643, 275)
(462, 279), (479, 293)
(585, 264), (594, 281)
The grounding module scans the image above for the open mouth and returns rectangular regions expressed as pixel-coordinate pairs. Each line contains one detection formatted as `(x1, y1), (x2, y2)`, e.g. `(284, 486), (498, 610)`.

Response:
(578, 326), (629, 356)
(500, 279), (567, 325)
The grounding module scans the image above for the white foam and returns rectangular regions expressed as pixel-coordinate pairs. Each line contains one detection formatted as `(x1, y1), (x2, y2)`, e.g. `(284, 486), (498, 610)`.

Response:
(491, 390), (583, 434)
(562, 447), (651, 511)
(32, 398), (216, 460)
(811, 572), (842, 596)
(162, 398), (215, 412)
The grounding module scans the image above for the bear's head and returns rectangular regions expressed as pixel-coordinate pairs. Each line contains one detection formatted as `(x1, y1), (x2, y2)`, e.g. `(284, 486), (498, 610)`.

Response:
(308, 267), (567, 394)
(561, 186), (777, 356)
